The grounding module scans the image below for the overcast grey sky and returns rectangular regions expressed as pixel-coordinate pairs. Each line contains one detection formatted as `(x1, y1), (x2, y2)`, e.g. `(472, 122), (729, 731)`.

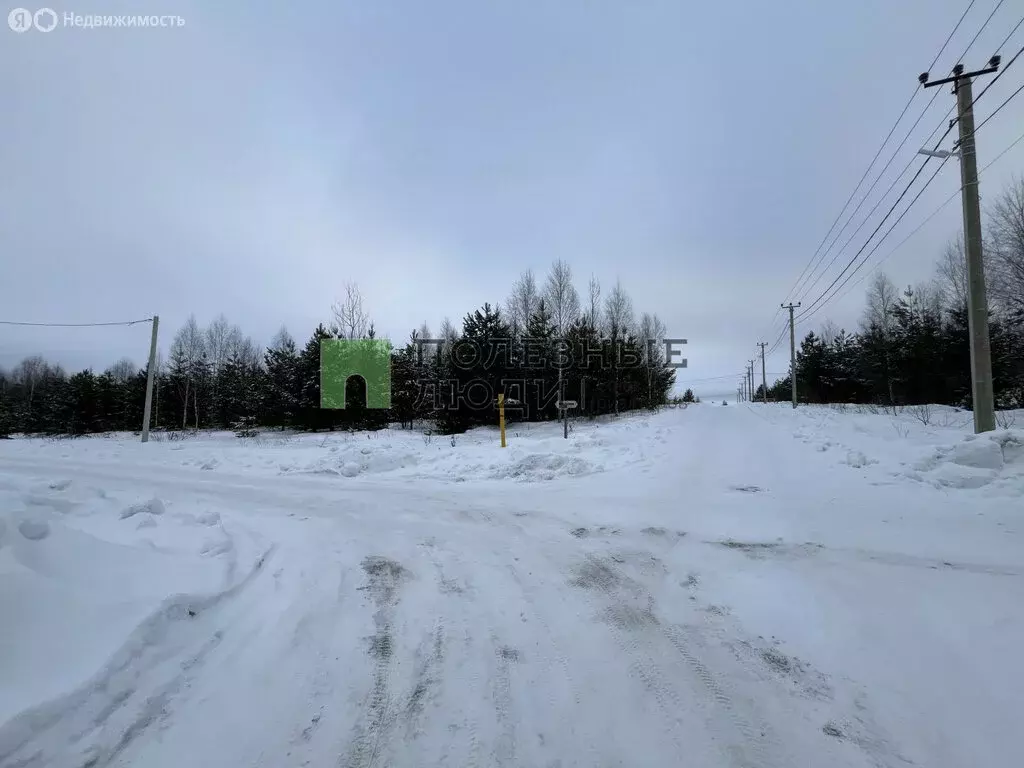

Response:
(2, 0), (1023, 398)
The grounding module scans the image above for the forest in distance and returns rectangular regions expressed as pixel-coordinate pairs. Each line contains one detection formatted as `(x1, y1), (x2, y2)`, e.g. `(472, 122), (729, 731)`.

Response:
(2, 177), (1023, 438)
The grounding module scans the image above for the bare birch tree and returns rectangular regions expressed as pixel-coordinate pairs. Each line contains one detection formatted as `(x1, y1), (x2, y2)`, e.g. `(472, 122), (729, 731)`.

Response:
(820, 320), (840, 348)
(935, 234), (968, 311)
(863, 272), (899, 334)
(587, 275), (602, 332)
(638, 311), (667, 407)
(170, 314), (206, 428)
(862, 273), (899, 409)
(332, 282), (370, 340)
(234, 336), (263, 369)
(544, 259), (580, 336)
(416, 322), (434, 364)
(507, 270), (540, 337)
(205, 314), (236, 374)
(12, 356), (47, 408)
(105, 358), (136, 384)
(270, 326), (294, 352)
(604, 279), (634, 415)
(988, 176), (1024, 316)
(439, 317), (458, 345)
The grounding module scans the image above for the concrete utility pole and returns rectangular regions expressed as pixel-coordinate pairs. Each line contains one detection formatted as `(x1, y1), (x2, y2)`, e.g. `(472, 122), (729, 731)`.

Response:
(781, 302), (800, 408)
(141, 315), (160, 443)
(757, 342), (768, 403)
(921, 59), (999, 433)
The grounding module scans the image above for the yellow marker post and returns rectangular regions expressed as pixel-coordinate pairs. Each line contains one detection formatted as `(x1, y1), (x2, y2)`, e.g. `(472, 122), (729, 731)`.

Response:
(498, 393), (507, 448)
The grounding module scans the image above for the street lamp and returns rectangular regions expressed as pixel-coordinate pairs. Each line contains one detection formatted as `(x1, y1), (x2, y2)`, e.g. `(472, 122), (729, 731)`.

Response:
(917, 148), (959, 159)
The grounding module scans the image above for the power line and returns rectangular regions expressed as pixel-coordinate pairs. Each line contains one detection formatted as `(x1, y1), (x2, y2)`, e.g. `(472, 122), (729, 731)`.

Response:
(834, 189), (960, 304)
(799, 46), (1024, 323)
(767, 321), (789, 357)
(795, 146), (950, 324)
(0, 319), (153, 327)
(783, 90), (922, 304)
(798, 155), (954, 326)
(781, 2), (974, 309)
(945, 24), (1024, 134)
(794, 4), (1015, 315)
(770, 96), (1019, 348)
(991, 14), (1024, 57)
(972, 75), (1024, 136)
(958, 0), (1006, 59)
(793, 59), (1019, 324)
(796, 0), (983, 303)
(930, 0), (980, 71)
(824, 125), (1024, 306)
(946, 41), (1019, 149)
(766, 0), (978, 345)
(677, 372), (788, 386)
(797, 89), (946, 302)
(981, 126), (1024, 170)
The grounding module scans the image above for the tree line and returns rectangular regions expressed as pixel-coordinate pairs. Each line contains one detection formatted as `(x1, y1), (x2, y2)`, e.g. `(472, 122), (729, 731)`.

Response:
(758, 177), (1024, 412)
(0, 262), (676, 437)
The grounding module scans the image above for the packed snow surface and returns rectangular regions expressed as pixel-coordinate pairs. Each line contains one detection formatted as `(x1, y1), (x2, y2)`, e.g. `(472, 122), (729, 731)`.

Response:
(0, 403), (1021, 767)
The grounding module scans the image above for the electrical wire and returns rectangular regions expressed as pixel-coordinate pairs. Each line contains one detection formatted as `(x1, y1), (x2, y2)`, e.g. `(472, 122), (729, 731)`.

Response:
(990, 14), (1024, 59)
(792, 1), (981, 304)
(761, 0), (978, 346)
(797, 90), (946, 302)
(796, 40), (1024, 324)
(677, 372), (789, 386)
(798, 155), (954, 326)
(795, 147), (951, 325)
(972, 77), (1024, 136)
(792, 4), (1016, 321)
(828, 125), (1024, 305)
(764, 4), (1021, 359)
(0, 319), (153, 327)
(981, 126), (1024, 170)
(957, 0), (1006, 61)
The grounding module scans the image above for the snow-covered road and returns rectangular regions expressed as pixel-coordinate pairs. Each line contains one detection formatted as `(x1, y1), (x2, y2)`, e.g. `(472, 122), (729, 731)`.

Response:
(1, 403), (1021, 767)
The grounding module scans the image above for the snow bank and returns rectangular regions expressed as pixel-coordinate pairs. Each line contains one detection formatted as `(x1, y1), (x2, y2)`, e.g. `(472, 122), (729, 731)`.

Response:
(0, 414), (662, 485)
(758, 403), (1024, 495)
(907, 428), (1024, 492)
(0, 475), (262, 726)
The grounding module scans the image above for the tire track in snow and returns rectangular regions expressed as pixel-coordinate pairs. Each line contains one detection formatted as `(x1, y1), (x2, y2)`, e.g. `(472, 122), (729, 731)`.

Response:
(490, 638), (520, 767)
(281, 554), (351, 755)
(566, 555), (694, 756)
(662, 623), (790, 768)
(417, 534), (563, 768)
(341, 556), (409, 768)
(415, 538), (484, 768)
(566, 551), (793, 767)
(401, 619), (446, 744)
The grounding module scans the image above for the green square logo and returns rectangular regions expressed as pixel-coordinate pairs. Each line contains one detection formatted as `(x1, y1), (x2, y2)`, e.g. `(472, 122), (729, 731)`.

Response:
(320, 338), (392, 409)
